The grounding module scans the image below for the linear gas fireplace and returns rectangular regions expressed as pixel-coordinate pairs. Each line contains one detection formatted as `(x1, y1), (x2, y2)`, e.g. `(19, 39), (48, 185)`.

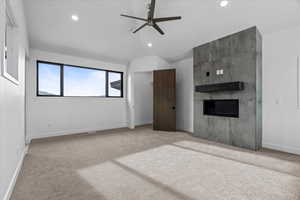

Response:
(203, 99), (239, 118)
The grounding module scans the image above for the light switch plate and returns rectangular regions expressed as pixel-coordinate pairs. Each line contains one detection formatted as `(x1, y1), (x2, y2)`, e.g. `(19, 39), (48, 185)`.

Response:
(216, 69), (224, 75)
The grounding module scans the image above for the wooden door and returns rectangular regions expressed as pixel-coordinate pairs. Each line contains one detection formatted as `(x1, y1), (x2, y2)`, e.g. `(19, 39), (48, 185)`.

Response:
(153, 69), (176, 131)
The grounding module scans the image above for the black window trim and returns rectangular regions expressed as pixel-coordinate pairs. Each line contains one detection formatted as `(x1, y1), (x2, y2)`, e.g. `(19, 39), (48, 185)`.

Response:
(36, 60), (124, 98)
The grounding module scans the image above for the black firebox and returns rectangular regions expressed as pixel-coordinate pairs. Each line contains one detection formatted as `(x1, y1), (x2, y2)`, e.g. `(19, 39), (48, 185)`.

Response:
(203, 99), (239, 118)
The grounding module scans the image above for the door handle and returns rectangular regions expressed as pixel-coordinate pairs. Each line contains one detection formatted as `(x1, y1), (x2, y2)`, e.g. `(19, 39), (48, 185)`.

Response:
(172, 106), (176, 110)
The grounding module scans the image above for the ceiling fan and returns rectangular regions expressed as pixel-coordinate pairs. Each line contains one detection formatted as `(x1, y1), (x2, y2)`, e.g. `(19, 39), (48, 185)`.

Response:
(121, 0), (182, 35)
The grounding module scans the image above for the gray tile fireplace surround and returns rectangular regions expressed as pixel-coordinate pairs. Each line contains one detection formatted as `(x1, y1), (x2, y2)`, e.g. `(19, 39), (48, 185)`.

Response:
(193, 27), (262, 150)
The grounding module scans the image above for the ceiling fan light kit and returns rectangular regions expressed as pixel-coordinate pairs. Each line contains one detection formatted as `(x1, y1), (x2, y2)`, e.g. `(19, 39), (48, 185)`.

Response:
(121, 0), (182, 35)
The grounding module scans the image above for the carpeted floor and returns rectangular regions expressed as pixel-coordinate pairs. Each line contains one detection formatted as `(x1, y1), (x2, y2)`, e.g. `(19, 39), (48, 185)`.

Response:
(11, 126), (300, 200)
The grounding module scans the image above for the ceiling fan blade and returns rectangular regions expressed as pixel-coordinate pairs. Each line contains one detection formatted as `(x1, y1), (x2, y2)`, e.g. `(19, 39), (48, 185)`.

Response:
(153, 23), (164, 35)
(133, 23), (148, 33)
(148, 0), (156, 20)
(154, 16), (182, 22)
(120, 14), (147, 22)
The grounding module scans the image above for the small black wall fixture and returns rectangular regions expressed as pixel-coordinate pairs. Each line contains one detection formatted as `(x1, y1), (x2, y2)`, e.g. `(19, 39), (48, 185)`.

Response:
(195, 82), (244, 93)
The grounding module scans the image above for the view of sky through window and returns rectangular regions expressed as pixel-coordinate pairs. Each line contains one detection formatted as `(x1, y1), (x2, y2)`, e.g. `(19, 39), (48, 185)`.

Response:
(38, 63), (61, 95)
(64, 66), (106, 96)
(38, 62), (122, 97)
(108, 72), (122, 97)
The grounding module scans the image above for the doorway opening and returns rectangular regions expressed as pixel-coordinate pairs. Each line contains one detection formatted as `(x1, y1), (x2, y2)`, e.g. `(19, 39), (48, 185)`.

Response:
(134, 72), (153, 127)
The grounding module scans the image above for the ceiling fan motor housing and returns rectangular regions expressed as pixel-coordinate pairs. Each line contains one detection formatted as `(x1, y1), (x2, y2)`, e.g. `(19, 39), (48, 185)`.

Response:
(121, 0), (182, 35)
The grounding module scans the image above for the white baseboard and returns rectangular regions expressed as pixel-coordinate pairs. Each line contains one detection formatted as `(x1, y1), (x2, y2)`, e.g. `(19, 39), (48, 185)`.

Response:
(28, 123), (128, 141)
(3, 145), (29, 200)
(263, 142), (300, 155)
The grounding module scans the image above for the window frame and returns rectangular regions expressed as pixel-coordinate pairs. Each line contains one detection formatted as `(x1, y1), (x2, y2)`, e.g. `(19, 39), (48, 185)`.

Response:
(107, 70), (124, 98)
(36, 60), (124, 98)
(1, 0), (20, 85)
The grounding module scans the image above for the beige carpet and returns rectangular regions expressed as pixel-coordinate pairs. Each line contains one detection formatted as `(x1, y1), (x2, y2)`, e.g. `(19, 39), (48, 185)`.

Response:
(11, 126), (300, 200)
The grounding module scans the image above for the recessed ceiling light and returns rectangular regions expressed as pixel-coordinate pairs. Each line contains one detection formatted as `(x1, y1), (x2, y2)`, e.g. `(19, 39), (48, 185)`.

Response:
(147, 43), (153, 47)
(71, 15), (79, 21)
(220, 0), (229, 7)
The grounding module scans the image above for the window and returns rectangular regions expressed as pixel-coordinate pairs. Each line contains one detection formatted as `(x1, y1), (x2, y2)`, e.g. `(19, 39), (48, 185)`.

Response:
(37, 61), (123, 98)
(108, 71), (123, 97)
(37, 62), (61, 96)
(4, 22), (8, 71)
(1, 1), (19, 85)
(64, 65), (106, 97)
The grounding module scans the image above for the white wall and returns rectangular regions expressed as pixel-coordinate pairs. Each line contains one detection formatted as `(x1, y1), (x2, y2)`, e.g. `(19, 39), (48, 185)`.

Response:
(26, 49), (127, 141)
(0, 0), (28, 199)
(129, 56), (171, 73)
(134, 72), (153, 126)
(174, 58), (194, 133)
(262, 26), (300, 155)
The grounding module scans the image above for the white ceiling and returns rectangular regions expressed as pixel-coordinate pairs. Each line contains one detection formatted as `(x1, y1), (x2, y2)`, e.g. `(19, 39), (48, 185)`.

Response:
(24, 0), (300, 64)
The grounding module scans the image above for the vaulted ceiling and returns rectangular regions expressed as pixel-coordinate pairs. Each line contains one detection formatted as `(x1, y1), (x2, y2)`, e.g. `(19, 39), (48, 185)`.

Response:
(24, 0), (300, 64)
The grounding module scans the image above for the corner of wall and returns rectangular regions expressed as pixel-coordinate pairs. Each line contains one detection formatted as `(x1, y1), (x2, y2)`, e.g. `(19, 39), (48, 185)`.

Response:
(2, 146), (28, 200)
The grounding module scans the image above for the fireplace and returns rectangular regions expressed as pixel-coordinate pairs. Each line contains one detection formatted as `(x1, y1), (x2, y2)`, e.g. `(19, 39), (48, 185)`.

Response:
(203, 99), (239, 118)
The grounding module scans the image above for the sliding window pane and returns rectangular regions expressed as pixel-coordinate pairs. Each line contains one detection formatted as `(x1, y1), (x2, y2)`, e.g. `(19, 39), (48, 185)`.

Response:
(64, 66), (106, 96)
(108, 72), (122, 97)
(38, 63), (61, 96)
